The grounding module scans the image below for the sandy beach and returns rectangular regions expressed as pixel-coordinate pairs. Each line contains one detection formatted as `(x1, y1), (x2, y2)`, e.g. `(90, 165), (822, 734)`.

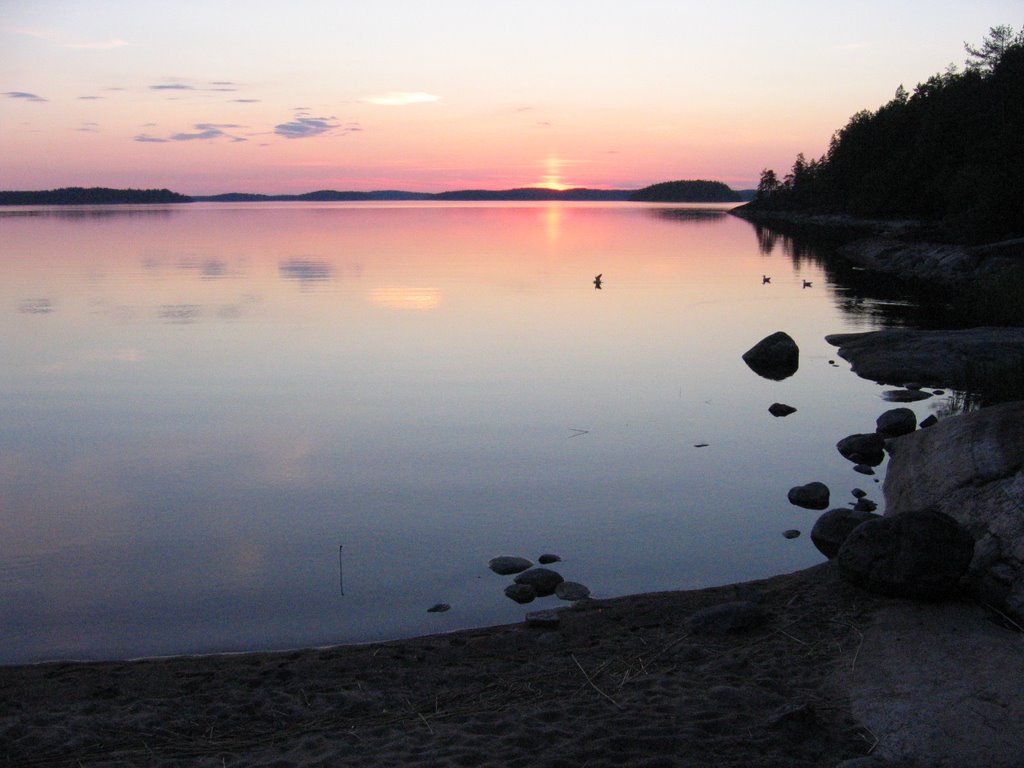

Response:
(2, 563), (892, 767)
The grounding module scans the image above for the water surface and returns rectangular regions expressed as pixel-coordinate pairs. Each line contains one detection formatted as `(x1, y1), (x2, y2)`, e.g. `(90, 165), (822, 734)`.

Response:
(0, 202), (947, 663)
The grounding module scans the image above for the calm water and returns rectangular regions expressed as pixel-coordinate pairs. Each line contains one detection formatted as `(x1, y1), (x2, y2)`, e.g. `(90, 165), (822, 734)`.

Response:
(0, 202), (947, 664)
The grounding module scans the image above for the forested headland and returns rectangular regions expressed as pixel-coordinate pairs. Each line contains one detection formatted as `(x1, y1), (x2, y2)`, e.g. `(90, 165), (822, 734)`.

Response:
(745, 26), (1024, 242)
(0, 187), (193, 205)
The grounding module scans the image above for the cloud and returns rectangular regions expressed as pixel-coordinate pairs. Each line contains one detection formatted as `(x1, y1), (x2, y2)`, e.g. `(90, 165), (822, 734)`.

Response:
(133, 134), (168, 143)
(274, 116), (341, 139)
(4, 91), (47, 103)
(77, 95), (105, 100)
(168, 123), (247, 142)
(10, 27), (132, 49)
(149, 83), (195, 91)
(359, 91), (439, 106)
(76, 122), (100, 133)
(231, 98), (261, 103)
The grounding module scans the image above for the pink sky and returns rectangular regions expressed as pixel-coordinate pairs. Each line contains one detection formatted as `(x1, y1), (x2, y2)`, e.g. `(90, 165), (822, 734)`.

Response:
(1, 1), (1017, 194)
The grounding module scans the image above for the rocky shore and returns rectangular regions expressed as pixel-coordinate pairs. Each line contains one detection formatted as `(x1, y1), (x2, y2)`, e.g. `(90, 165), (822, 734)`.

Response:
(730, 206), (1024, 286)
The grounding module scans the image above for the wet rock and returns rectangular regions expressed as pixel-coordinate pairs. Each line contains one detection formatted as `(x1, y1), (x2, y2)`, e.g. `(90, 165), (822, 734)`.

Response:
(427, 603), (451, 613)
(876, 407), (917, 438)
(537, 553), (561, 564)
(742, 331), (799, 381)
(920, 414), (938, 428)
(769, 402), (797, 417)
(853, 497), (878, 513)
(513, 567), (564, 596)
(488, 556), (533, 575)
(554, 582), (590, 601)
(853, 464), (876, 475)
(787, 481), (830, 510)
(504, 584), (537, 604)
(782, 529), (801, 539)
(882, 388), (933, 402)
(688, 601), (765, 635)
(852, 488), (867, 498)
(837, 433), (886, 466)
(837, 508), (974, 600)
(811, 508), (881, 559)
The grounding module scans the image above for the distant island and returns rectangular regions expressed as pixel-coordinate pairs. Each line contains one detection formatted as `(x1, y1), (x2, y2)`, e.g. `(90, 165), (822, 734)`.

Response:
(629, 180), (742, 203)
(0, 187), (192, 205)
(1, 181), (750, 206)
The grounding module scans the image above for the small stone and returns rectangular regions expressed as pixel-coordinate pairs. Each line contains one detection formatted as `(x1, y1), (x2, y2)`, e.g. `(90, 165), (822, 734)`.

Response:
(555, 581), (591, 601)
(504, 584), (537, 604)
(538, 553), (561, 564)
(852, 488), (867, 498)
(920, 414), (939, 428)
(853, 464), (876, 475)
(853, 497), (878, 512)
(783, 529), (800, 539)
(769, 402), (797, 417)
(488, 556), (533, 575)
(837, 433), (886, 466)
(525, 610), (561, 628)
(427, 603), (451, 613)
(787, 481), (830, 510)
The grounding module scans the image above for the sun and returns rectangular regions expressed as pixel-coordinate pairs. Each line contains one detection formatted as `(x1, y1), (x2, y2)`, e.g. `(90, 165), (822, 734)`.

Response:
(534, 154), (572, 191)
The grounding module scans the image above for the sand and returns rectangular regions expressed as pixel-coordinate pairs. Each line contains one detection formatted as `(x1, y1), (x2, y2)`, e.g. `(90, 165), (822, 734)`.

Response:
(3, 562), (1021, 767)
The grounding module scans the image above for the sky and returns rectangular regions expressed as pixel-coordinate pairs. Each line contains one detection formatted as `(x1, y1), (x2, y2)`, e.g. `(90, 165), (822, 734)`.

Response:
(0, 1), (1018, 194)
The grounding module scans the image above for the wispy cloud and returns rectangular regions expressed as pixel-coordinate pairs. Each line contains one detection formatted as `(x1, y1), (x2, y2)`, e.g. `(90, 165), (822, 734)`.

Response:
(10, 27), (133, 49)
(77, 95), (106, 100)
(359, 91), (439, 106)
(4, 91), (47, 103)
(133, 133), (168, 143)
(169, 123), (247, 142)
(149, 83), (195, 91)
(76, 121), (100, 133)
(231, 98), (261, 103)
(274, 115), (341, 139)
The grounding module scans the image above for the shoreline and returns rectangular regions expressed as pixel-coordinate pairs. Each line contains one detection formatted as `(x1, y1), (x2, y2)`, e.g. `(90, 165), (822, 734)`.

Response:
(1, 562), (890, 767)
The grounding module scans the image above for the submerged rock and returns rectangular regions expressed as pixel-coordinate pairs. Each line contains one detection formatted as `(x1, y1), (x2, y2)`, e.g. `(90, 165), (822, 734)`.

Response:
(555, 582), (590, 601)
(427, 603), (451, 613)
(882, 388), (933, 402)
(782, 529), (801, 539)
(787, 482), (830, 510)
(489, 556), (533, 575)
(742, 331), (800, 381)
(504, 584), (537, 604)
(513, 567), (564, 596)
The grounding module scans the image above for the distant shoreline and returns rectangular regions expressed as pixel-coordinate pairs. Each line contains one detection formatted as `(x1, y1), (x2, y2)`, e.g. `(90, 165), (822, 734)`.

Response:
(0, 183), (756, 206)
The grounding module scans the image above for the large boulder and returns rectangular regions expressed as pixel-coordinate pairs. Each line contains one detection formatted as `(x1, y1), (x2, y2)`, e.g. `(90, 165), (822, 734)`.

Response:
(742, 331), (799, 380)
(811, 508), (881, 559)
(513, 567), (564, 596)
(837, 433), (886, 467)
(837, 509), (974, 600)
(883, 400), (1024, 620)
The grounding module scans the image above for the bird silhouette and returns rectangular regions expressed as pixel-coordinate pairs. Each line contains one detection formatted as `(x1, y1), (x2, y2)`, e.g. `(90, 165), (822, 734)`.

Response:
(802, 280), (813, 288)
(762, 275), (771, 284)
(593, 273), (603, 289)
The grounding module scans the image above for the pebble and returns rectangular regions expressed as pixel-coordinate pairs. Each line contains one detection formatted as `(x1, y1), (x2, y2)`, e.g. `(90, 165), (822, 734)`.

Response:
(488, 556), (533, 575)
(783, 529), (801, 539)
(538, 553), (561, 564)
(427, 603), (451, 613)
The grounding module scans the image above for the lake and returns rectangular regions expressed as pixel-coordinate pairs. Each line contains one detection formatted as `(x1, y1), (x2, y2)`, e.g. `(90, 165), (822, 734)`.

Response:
(0, 201), (949, 664)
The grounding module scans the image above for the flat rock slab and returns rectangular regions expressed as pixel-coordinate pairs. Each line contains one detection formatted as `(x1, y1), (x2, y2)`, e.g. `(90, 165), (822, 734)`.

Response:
(825, 327), (1024, 392)
(844, 601), (1024, 768)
